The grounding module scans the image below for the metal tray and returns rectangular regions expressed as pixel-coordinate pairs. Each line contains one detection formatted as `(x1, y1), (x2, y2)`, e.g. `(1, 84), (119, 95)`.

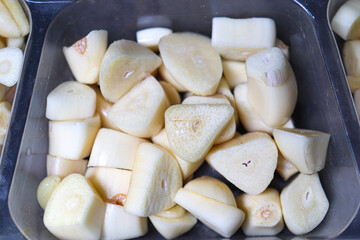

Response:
(0, 0), (359, 239)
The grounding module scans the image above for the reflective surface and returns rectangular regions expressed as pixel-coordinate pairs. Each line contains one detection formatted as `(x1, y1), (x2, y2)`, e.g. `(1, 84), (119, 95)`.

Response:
(0, 1), (74, 239)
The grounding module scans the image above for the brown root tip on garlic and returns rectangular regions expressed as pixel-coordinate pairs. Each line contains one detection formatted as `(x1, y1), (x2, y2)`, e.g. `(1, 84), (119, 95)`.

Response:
(73, 37), (87, 54)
